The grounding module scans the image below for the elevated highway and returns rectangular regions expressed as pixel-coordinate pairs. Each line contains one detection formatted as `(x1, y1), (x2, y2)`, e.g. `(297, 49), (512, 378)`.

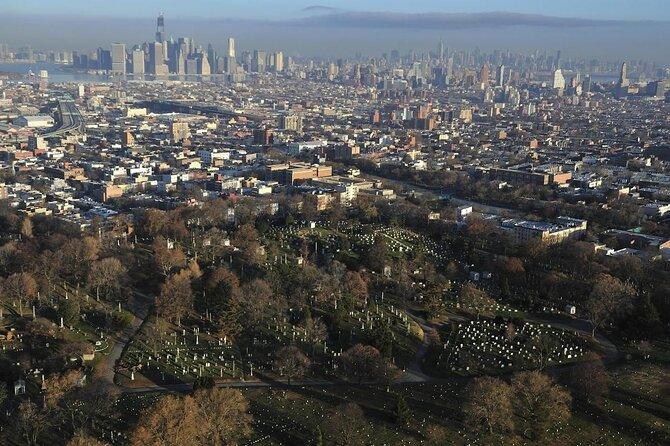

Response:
(41, 98), (84, 138)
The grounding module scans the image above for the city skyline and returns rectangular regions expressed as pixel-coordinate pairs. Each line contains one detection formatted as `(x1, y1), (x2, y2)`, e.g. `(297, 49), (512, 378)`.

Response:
(2, 11), (670, 63)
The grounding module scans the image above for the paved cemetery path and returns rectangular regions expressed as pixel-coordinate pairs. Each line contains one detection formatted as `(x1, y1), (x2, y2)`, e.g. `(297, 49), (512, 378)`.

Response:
(403, 312), (436, 383)
(123, 378), (342, 394)
(100, 291), (152, 385)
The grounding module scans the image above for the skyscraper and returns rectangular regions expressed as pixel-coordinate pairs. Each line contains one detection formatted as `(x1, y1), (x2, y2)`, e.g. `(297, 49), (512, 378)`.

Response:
(497, 64), (506, 88)
(479, 63), (490, 88)
(274, 52), (284, 72)
(111, 43), (126, 75)
(97, 47), (112, 70)
(178, 37), (193, 57)
(0, 43), (9, 60)
(438, 40), (445, 62)
(619, 61), (629, 88)
(252, 50), (266, 73)
(156, 13), (166, 43)
(199, 54), (211, 75)
(176, 49), (186, 75)
(186, 56), (198, 75)
(131, 49), (145, 74)
(149, 42), (168, 75)
(227, 38), (236, 58)
(207, 44), (218, 73)
(553, 69), (566, 90)
(445, 57), (454, 85)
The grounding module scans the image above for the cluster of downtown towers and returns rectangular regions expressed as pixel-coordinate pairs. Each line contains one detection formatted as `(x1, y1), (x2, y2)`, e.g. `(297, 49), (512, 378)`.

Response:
(76, 14), (285, 78)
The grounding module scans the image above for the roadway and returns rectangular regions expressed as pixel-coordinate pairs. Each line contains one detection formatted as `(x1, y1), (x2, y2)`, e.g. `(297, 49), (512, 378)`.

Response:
(41, 98), (84, 138)
(362, 173), (521, 216)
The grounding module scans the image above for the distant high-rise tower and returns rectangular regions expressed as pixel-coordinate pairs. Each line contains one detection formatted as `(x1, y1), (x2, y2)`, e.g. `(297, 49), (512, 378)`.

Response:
(111, 43), (126, 75)
(199, 54), (211, 75)
(149, 42), (168, 75)
(131, 49), (145, 74)
(438, 40), (445, 62)
(555, 50), (562, 70)
(445, 57), (454, 84)
(553, 69), (566, 90)
(252, 50), (266, 73)
(497, 64), (506, 87)
(227, 38), (236, 58)
(207, 44), (217, 73)
(156, 13), (166, 43)
(479, 63), (490, 88)
(619, 61), (629, 87)
(274, 52), (284, 72)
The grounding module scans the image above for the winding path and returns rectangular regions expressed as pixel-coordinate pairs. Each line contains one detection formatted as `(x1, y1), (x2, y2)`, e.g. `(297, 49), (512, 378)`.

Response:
(99, 291), (151, 385)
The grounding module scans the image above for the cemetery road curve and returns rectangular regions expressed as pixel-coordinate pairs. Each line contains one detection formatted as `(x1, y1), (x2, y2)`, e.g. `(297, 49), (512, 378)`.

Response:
(102, 291), (152, 385)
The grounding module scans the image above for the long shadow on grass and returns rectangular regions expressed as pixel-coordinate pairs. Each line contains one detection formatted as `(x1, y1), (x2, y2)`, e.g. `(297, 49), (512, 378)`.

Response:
(575, 400), (670, 444)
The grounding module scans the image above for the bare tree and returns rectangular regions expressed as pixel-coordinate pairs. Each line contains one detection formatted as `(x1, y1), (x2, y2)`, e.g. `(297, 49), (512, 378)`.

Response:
(274, 345), (311, 384)
(569, 353), (609, 405)
(153, 236), (186, 277)
(511, 371), (571, 440)
(584, 273), (635, 337)
(42, 369), (85, 408)
(61, 237), (101, 284)
(131, 394), (200, 446)
(458, 283), (495, 318)
(156, 270), (193, 326)
(305, 316), (328, 348)
(132, 389), (252, 446)
(241, 278), (276, 327)
(17, 400), (51, 446)
(341, 344), (393, 384)
(67, 432), (108, 446)
(463, 376), (514, 436)
(343, 271), (368, 307)
(144, 316), (170, 356)
(4, 272), (38, 315)
(322, 402), (368, 446)
(194, 388), (253, 445)
(88, 257), (127, 301)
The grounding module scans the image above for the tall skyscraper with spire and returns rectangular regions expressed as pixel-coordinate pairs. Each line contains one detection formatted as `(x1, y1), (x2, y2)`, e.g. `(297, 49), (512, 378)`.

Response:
(156, 13), (166, 43)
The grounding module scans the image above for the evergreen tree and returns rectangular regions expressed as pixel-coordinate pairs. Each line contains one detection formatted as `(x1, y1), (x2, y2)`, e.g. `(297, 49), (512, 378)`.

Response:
(314, 426), (324, 446)
(395, 395), (412, 427)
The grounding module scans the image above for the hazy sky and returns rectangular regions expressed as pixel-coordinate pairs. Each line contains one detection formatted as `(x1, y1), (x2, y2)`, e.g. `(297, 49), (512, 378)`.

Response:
(2, 1), (670, 62)
(5, 0), (670, 20)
